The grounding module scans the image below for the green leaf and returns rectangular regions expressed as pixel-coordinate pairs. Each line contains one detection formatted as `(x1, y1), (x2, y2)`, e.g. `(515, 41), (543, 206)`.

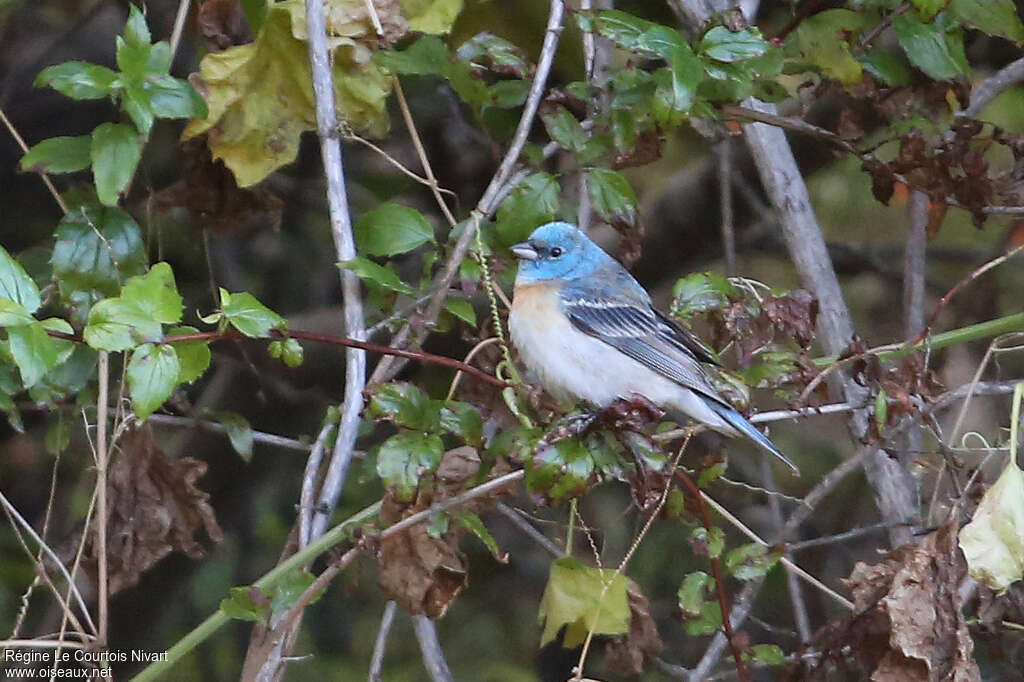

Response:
(127, 343), (180, 421)
(211, 411), (254, 462)
(20, 136), (93, 174)
(579, 10), (659, 54)
(399, 0), (463, 34)
(858, 48), (911, 86)
(220, 289), (286, 338)
(266, 337), (303, 368)
(167, 325), (210, 384)
(795, 10), (866, 85)
(672, 272), (734, 316)
(34, 61), (119, 100)
(52, 204), (147, 301)
(585, 169), (637, 226)
(959, 457), (1024, 591)
(220, 586), (270, 622)
(84, 298), (164, 351)
(374, 35), (449, 75)
(456, 32), (531, 78)
(338, 257), (415, 295)
(747, 644), (786, 665)
(538, 557), (630, 647)
(270, 568), (322, 614)
(120, 263), (183, 324)
(454, 511), (505, 560)
(443, 298), (476, 327)
(637, 25), (688, 60)
(124, 4), (152, 47)
(183, 0), (390, 186)
(354, 204), (435, 257)
(375, 431), (444, 501)
(911, 0), (946, 20)
(91, 123), (141, 206)
(670, 43), (703, 112)
(527, 438), (595, 503)
(725, 543), (781, 580)
(892, 13), (968, 81)
(685, 600), (723, 636)
(700, 26), (767, 62)
(0, 246), (41, 314)
(874, 388), (888, 435)
(495, 173), (559, 246)
(949, 0), (1024, 44)
(0, 300), (35, 327)
(677, 570), (712, 615)
(146, 74), (208, 120)
(691, 526), (725, 558)
(8, 323), (59, 388)
(542, 106), (588, 153)
(369, 382), (441, 431)
(439, 401), (483, 447)
(121, 84), (155, 136)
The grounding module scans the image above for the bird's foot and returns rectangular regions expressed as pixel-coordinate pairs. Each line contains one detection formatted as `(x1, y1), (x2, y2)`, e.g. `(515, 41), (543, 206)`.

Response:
(599, 394), (665, 431)
(542, 411), (600, 444)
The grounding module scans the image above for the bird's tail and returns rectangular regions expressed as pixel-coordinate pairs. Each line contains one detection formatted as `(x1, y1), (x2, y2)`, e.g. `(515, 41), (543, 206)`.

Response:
(704, 399), (800, 475)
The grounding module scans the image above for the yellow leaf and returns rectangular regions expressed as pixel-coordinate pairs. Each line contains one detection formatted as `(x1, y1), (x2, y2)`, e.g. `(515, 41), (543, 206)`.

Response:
(959, 460), (1024, 592)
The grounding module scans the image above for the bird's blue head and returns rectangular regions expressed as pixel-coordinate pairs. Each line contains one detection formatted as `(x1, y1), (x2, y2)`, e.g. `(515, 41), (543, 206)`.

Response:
(510, 222), (612, 284)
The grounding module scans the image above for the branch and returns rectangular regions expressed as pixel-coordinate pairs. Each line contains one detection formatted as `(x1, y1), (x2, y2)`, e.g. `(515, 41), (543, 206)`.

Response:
(369, 0), (565, 383)
(368, 601), (398, 681)
(412, 615), (455, 682)
(962, 56), (1024, 119)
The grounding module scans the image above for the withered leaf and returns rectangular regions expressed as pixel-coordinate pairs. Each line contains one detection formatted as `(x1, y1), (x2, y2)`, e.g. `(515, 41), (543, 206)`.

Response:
(376, 492), (468, 619)
(604, 580), (663, 676)
(763, 290), (818, 348)
(84, 427), (223, 594)
(198, 0), (253, 50)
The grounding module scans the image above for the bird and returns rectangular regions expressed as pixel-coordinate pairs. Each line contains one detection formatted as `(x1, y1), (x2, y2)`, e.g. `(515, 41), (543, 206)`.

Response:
(508, 221), (798, 474)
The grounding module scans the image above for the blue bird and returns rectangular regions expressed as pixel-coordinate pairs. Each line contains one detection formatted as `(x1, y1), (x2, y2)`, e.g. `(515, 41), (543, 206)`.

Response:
(508, 221), (797, 473)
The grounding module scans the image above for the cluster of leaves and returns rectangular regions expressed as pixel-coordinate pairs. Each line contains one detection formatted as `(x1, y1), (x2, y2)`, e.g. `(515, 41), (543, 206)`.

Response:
(21, 6), (206, 205)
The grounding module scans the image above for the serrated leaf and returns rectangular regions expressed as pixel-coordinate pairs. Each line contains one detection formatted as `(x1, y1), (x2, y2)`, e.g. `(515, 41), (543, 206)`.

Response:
(91, 123), (141, 206)
(538, 557), (630, 647)
(338, 257), (414, 294)
(369, 381), (440, 431)
(672, 272), (734, 316)
(0, 300), (35, 327)
(542, 105), (588, 153)
(400, 0), (463, 34)
(678, 570), (712, 615)
(146, 74), (208, 120)
(585, 168), (637, 226)
(8, 323), (59, 388)
(220, 586), (270, 622)
(183, 0), (390, 186)
(685, 600), (723, 636)
(439, 401), (483, 446)
(167, 325), (210, 384)
(34, 61), (119, 100)
(123, 4), (152, 47)
(121, 263), (183, 324)
(858, 48), (911, 86)
(20, 136), (93, 174)
(579, 10), (659, 54)
(700, 26), (767, 62)
(443, 297), (476, 327)
(121, 84), (155, 136)
(691, 526), (725, 558)
(211, 410), (254, 461)
(354, 204), (435, 257)
(127, 343), (180, 421)
(725, 543), (780, 580)
(527, 438), (595, 503)
(220, 289), (286, 338)
(83, 298), (164, 351)
(495, 173), (559, 246)
(949, 0), (1024, 44)
(0, 246), (41, 314)
(747, 644), (786, 665)
(456, 32), (531, 77)
(375, 431), (444, 501)
(52, 204), (147, 301)
(374, 35), (449, 75)
(893, 13), (968, 81)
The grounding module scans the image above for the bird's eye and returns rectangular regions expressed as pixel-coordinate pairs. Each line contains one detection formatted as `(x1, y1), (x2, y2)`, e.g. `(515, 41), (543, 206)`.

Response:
(550, 247), (563, 258)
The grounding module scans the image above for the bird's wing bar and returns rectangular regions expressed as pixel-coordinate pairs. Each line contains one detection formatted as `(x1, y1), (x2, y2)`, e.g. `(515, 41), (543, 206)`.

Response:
(563, 296), (724, 400)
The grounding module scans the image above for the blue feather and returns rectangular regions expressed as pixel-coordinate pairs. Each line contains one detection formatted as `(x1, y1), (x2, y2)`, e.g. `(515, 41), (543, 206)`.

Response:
(703, 399), (799, 474)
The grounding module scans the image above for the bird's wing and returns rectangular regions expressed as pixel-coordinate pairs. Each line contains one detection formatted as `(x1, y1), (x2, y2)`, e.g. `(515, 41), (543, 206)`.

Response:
(560, 282), (725, 401)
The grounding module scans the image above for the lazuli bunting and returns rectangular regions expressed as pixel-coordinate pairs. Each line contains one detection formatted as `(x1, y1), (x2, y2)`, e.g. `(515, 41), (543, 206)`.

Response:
(508, 221), (797, 473)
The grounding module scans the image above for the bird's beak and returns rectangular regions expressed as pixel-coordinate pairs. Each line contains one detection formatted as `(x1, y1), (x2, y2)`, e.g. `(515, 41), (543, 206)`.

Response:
(510, 242), (539, 260)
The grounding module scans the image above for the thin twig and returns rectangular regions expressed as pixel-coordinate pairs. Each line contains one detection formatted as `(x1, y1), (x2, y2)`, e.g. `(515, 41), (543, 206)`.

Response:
(368, 601), (397, 681)
(412, 616), (455, 682)
(717, 140), (736, 276)
(0, 106), (68, 213)
(764, 460), (812, 642)
(496, 502), (565, 557)
(168, 0), (191, 64)
(147, 414), (314, 453)
(786, 521), (899, 552)
(95, 351), (109, 649)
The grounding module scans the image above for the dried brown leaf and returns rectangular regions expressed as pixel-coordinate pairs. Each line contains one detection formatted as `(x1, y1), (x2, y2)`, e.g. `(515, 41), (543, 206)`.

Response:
(603, 580), (663, 676)
(84, 427), (223, 594)
(763, 290), (818, 348)
(198, 0), (253, 50)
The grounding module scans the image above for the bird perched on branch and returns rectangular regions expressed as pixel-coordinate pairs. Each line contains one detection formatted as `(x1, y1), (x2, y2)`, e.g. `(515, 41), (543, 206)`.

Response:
(508, 221), (798, 473)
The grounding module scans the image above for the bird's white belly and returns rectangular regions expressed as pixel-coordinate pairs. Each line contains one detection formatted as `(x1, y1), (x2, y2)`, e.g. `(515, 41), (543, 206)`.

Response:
(509, 283), (729, 432)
